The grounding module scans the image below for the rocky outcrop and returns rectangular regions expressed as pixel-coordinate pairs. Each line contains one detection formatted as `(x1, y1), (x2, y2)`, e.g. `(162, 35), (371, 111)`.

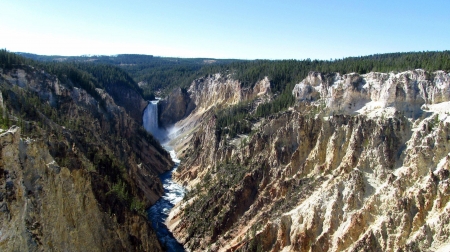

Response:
(104, 82), (148, 124)
(171, 111), (224, 187)
(188, 74), (271, 110)
(159, 87), (196, 128)
(292, 70), (450, 118)
(0, 127), (162, 251)
(0, 66), (174, 251)
(172, 109), (450, 252)
(1, 67), (173, 205)
(168, 70), (450, 251)
(165, 74), (271, 157)
(158, 73), (272, 126)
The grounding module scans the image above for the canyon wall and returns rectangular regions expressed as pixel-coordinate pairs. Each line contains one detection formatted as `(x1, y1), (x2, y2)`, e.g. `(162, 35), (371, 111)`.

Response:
(188, 74), (271, 110)
(161, 73), (271, 160)
(168, 70), (450, 251)
(292, 70), (450, 117)
(0, 66), (173, 250)
(159, 87), (196, 128)
(0, 127), (162, 251)
(159, 74), (270, 129)
(104, 82), (149, 124)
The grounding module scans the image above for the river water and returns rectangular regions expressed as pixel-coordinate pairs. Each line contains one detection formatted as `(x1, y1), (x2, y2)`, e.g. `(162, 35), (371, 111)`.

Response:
(147, 147), (185, 251)
(144, 100), (186, 251)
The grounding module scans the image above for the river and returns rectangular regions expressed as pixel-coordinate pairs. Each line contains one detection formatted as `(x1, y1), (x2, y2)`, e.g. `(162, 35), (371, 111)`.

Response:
(144, 99), (186, 251)
(147, 147), (185, 251)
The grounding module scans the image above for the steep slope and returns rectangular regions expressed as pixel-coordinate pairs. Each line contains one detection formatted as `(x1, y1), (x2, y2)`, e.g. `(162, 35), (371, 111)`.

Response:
(163, 73), (271, 157)
(187, 74), (270, 110)
(167, 70), (450, 251)
(159, 87), (196, 128)
(0, 64), (173, 250)
(292, 70), (449, 117)
(0, 127), (162, 251)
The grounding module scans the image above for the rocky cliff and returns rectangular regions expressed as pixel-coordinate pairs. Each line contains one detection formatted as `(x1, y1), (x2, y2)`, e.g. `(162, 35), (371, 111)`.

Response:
(0, 127), (162, 251)
(292, 70), (450, 118)
(159, 74), (270, 131)
(188, 74), (271, 110)
(159, 87), (196, 128)
(0, 66), (173, 251)
(167, 70), (450, 251)
(162, 73), (271, 161)
(104, 82), (149, 124)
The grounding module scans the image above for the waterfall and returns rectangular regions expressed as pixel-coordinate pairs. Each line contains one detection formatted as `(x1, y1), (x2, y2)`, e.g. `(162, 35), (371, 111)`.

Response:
(143, 100), (166, 141)
(143, 99), (185, 251)
(143, 100), (159, 133)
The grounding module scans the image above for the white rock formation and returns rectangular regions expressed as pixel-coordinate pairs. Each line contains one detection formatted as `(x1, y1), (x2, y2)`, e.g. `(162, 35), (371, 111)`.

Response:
(293, 70), (450, 118)
(168, 69), (450, 252)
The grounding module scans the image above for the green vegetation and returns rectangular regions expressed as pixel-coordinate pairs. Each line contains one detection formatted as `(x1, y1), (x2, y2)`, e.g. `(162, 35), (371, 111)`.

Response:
(211, 51), (450, 139)
(17, 51), (238, 99)
(255, 88), (296, 117)
(1, 49), (34, 69)
(130, 197), (147, 215)
(85, 57), (239, 99)
(108, 180), (129, 201)
(17, 49), (450, 102)
(125, 62), (207, 99)
(0, 50), (166, 219)
(3, 49), (144, 103)
(36, 62), (144, 104)
(0, 107), (11, 129)
(107, 180), (146, 215)
(428, 114), (441, 131)
(215, 101), (254, 139)
(182, 162), (250, 244)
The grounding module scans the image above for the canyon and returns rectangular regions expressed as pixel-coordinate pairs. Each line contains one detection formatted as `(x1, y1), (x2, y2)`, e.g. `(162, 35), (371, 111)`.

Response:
(1, 50), (450, 252)
(162, 70), (450, 251)
(0, 66), (173, 251)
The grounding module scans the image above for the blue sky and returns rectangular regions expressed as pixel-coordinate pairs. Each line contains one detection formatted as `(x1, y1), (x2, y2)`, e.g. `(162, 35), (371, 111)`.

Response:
(1, 0), (449, 59)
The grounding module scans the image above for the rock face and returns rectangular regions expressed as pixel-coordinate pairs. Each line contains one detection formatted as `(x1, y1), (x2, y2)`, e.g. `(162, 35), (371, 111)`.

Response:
(188, 74), (271, 110)
(160, 74), (271, 132)
(0, 127), (162, 251)
(164, 74), (271, 157)
(0, 66), (174, 251)
(168, 70), (450, 251)
(292, 70), (450, 118)
(159, 87), (196, 128)
(2, 67), (173, 203)
(104, 82), (149, 124)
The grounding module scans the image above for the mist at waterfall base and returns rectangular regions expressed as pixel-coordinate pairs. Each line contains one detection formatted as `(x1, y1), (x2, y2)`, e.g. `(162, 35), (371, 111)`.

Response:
(143, 100), (186, 251)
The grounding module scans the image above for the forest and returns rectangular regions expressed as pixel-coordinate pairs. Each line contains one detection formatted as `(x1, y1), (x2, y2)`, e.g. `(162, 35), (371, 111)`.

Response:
(6, 49), (450, 139)
(0, 49), (171, 219)
(2, 48), (450, 218)
(210, 51), (450, 138)
(16, 51), (237, 99)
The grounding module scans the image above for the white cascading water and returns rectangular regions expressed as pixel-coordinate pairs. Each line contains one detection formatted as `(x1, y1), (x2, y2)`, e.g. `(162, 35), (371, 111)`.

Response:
(143, 99), (185, 251)
(143, 100), (160, 137)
